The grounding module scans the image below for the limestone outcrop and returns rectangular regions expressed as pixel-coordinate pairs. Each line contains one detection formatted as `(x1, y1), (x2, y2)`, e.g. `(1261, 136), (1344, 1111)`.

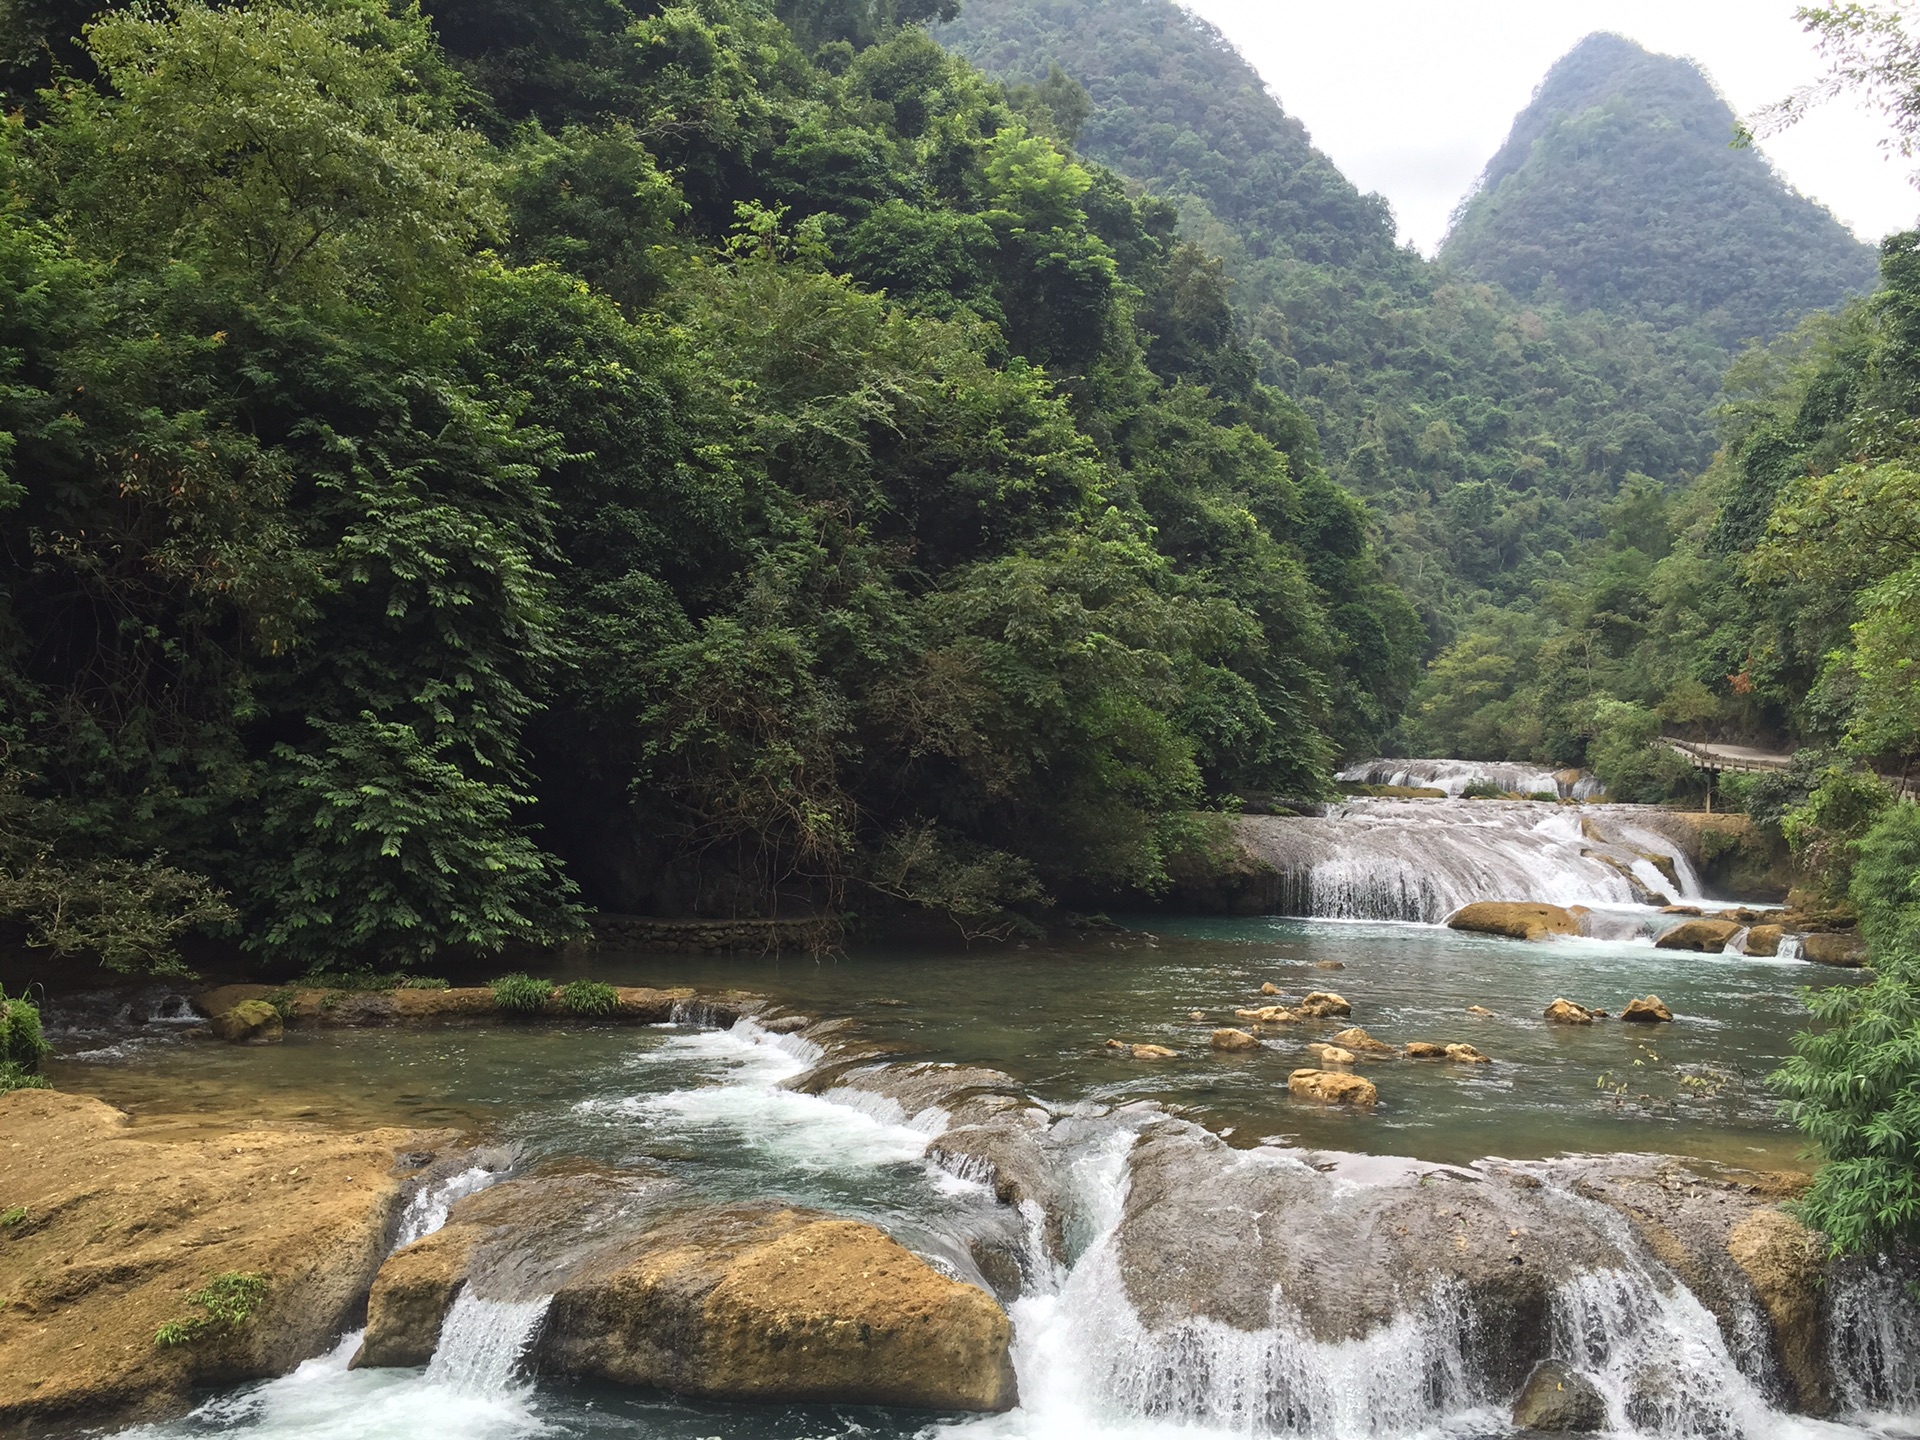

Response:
(1655, 918), (1743, 953)
(1288, 1069), (1377, 1105)
(1446, 902), (1578, 942)
(1621, 995), (1674, 1024)
(0, 1089), (444, 1432)
(1545, 998), (1595, 1025)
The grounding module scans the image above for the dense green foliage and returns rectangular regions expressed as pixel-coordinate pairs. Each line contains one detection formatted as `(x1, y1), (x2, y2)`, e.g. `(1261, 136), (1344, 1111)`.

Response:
(0, 986), (50, 1091)
(939, 0), (1867, 637)
(0, 0), (1426, 968)
(1775, 803), (1920, 1253)
(1445, 34), (1877, 344)
(560, 978), (620, 1017)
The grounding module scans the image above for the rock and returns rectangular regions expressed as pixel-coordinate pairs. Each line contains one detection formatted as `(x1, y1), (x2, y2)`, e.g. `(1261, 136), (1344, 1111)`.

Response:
(1131, 1044), (1178, 1060)
(1654, 918), (1743, 953)
(1445, 1043), (1491, 1065)
(1330, 1027), (1395, 1054)
(1621, 996), (1673, 1024)
(543, 1205), (1016, 1412)
(209, 1000), (284, 1044)
(1261, 982), (1282, 995)
(195, 983), (739, 1029)
(1187, 1010), (1207, 1021)
(1728, 1210), (1827, 1413)
(1512, 1358), (1606, 1431)
(1662, 905), (1704, 916)
(1446, 902), (1578, 942)
(1314, 961), (1346, 971)
(1297, 991), (1351, 1019)
(0, 1089), (444, 1432)
(1544, 999), (1594, 1025)
(1307, 1044), (1357, 1065)
(354, 1226), (479, 1368)
(1802, 931), (1867, 967)
(1235, 1005), (1294, 1023)
(1288, 1069), (1378, 1106)
(1744, 924), (1783, 957)
(1405, 1042), (1448, 1058)
(1211, 1028), (1260, 1052)
(1466, 1005), (1495, 1017)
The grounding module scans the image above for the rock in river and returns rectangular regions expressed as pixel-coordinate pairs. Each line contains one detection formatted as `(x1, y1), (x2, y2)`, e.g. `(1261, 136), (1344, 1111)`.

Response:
(1802, 931), (1868, 967)
(1744, 923), (1783, 957)
(1445, 1043), (1491, 1064)
(1211, 1028), (1260, 1052)
(1405, 1041), (1448, 1058)
(1331, 1026), (1396, 1054)
(1296, 991), (1352, 1018)
(1512, 1358), (1606, 1431)
(1655, 918), (1743, 953)
(209, 999), (283, 1043)
(1544, 998), (1594, 1025)
(1447, 902), (1578, 942)
(1621, 995), (1673, 1024)
(542, 1204), (1017, 1411)
(1288, 1068), (1377, 1106)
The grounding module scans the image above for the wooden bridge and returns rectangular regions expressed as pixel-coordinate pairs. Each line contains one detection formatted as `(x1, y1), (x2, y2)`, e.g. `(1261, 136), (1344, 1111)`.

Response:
(1662, 738), (1913, 803)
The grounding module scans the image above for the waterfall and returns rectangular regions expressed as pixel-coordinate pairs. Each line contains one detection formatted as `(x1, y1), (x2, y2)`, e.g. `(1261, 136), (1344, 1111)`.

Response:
(394, 1166), (499, 1249)
(1829, 1260), (1920, 1413)
(1238, 799), (1704, 921)
(1340, 757), (1603, 799)
(423, 1292), (552, 1395)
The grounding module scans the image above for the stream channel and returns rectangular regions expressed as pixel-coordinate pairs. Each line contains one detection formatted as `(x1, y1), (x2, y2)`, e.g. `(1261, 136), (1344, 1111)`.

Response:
(35, 794), (1920, 1440)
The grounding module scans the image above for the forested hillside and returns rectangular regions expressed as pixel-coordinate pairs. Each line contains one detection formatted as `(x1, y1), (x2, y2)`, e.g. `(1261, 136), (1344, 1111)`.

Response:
(0, 0), (1423, 971)
(1444, 33), (1877, 343)
(939, 0), (1866, 636)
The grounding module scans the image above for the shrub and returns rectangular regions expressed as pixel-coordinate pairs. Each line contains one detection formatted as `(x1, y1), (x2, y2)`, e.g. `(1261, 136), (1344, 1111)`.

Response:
(1773, 803), (1920, 1253)
(155, 1272), (269, 1346)
(1783, 767), (1897, 903)
(560, 979), (619, 1017)
(1460, 780), (1506, 800)
(490, 972), (553, 1014)
(0, 989), (49, 1074)
(0, 1063), (49, 1093)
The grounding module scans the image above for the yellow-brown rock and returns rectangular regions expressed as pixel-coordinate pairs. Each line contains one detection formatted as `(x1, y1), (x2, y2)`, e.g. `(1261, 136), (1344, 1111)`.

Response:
(1728, 1210), (1827, 1413)
(1210, 1028), (1260, 1052)
(1404, 1042), (1448, 1058)
(353, 1226), (480, 1368)
(1802, 932), (1867, 967)
(1330, 1027), (1395, 1054)
(1445, 1043), (1491, 1065)
(1544, 998), (1594, 1025)
(1744, 924), (1783, 957)
(0, 1089), (442, 1432)
(208, 1000), (283, 1043)
(1655, 919), (1743, 953)
(1621, 995), (1673, 1024)
(543, 1206), (1016, 1411)
(1130, 1044), (1178, 1060)
(1287, 1069), (1378, 1107)
(1296, 991), (1351, 1019)
(1446, 902), (1578, 942)
(1260, 982), (1282, 996)
(1307, 1044), (1357, 1066)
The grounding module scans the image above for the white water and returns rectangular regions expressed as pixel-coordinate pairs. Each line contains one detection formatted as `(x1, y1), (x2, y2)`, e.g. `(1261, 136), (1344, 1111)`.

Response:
(1341, 758), (1606, 800)
(423, 1293), (552, 1394)
(394, 1165), (499, 1248)
(1240, 798), (1705, 921)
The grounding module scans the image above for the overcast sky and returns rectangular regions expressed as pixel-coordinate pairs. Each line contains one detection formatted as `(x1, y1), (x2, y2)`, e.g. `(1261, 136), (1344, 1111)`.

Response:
(1180, 0), (1918, 255)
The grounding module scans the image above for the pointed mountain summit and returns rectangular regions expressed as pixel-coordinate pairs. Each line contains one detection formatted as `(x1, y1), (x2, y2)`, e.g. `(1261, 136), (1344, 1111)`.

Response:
(1442, 33), (1879, 341)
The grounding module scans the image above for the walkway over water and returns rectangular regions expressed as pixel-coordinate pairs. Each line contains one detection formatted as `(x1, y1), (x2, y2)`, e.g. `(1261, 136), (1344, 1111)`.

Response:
(1661, 739), (1793, 775)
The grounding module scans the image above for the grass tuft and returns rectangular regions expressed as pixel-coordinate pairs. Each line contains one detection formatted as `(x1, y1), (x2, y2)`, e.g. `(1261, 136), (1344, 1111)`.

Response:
(560, 979), (619, 1018)
(490, 972), (553, 1014)
(155, 1272), (269, 1347)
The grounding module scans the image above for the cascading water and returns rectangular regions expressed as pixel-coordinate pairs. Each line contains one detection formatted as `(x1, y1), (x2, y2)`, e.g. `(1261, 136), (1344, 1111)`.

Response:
(1238, 798), (1705, 921)
(422, 1294), (552, 1394)
(1340, 757), (1606, 800)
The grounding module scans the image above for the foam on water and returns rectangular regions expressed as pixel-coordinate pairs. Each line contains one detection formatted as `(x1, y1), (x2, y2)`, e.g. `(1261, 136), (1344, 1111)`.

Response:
(424, 1292), (552, 1394)
(395, 1165), (499, 1248)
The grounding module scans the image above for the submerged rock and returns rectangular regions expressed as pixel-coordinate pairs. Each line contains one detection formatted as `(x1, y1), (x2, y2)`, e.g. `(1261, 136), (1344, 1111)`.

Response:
(209, 999), (283, 1043)
(1261, 981), (1282, 995)
(1512, 1358), (1606, 1431)
(1446, 1043), (1491, 1064)
(0, 1089), (443, 1432)
(1544, 998), (1595, 1025)
(543, 1205), (1016, 1412)
(1447, 902), (1578, 942)
(1297, 991), (1351, 1018)
(1655, 918), (1742, 953)
(1306, 1043), (1357, 1066)
(1330, 1026), (1396, 1054)
(1211, 1028), (1260, 1052)
(1466, 1005), (1496, 1017)
(1288, 1068), (1377, 1105)
(1621, 995), (1674, 1024)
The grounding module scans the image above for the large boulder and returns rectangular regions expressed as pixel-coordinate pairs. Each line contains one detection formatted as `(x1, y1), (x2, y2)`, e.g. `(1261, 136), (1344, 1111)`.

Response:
(1655, 919), (1743, 953)
(1447, 903), (1579, 942)
(543, 1205), (1016, 1412)
(1513, 1358), (1606, 1431)
(1544, 999), (1594, 1025)
(1621, 996), (1674, 1024)
(1728, 1210), (1827, 1411)
(1288, 1069), (1377, 1106)
(1744, 924), (1783, 957)
(0, 1089), (444, 1432)
(1211, 1028), (1260, 1052)
(353, 1226), (480, 1368)
(1802, 932), (1867, 967)
(208, 1000), (283, 1043)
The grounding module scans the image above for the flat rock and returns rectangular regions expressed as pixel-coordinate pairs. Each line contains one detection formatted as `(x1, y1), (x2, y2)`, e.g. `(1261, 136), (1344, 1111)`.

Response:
(1331, 1027), (1396, 1054)
(1655, 919), (1743, 953)
(1405, 1041), (1448, 1058)
(1447, 902), (1578, 942)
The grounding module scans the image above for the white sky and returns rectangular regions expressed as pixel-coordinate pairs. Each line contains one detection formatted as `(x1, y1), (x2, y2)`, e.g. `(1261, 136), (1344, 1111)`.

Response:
(1180, 0), (1918, 255)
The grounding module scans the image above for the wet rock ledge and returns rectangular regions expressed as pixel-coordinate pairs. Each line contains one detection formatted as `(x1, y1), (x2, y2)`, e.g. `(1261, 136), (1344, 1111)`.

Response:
(192, 983), (759, 1034)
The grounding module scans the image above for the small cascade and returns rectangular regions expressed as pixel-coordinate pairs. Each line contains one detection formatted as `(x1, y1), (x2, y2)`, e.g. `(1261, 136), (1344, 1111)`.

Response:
(1777, 935), (1806, 961)
(1340, 757), (1601, 799)
(1239, 798), (1705, 921)
(423, 1291), (552, 1394)
(1829, 1259), (1920, 1413)
(394, 1166), (499, 1249)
